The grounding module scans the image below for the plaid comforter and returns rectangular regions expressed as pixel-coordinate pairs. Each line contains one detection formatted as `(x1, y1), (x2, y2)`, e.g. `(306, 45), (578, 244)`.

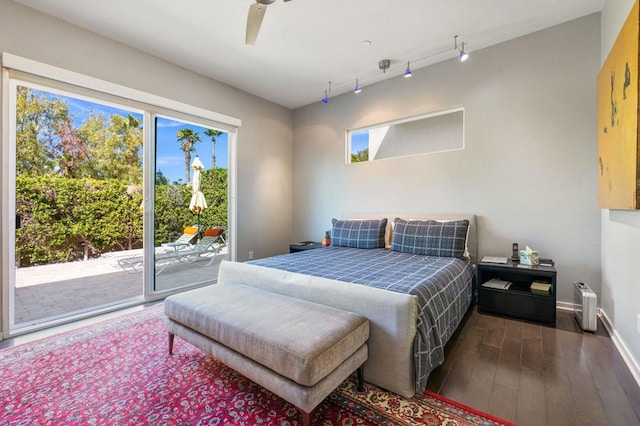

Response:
(250, 246), (475, 392)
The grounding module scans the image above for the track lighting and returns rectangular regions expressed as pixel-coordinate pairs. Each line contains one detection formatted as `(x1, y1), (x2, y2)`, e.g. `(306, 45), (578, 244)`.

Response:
(459, 42), (469, 62)
(320, 36), (472, 103)
(321, 81), (331, 104)
(354, 79), (362, 94)
(404, 61), (413, 78)
(454, 35), (469, 62)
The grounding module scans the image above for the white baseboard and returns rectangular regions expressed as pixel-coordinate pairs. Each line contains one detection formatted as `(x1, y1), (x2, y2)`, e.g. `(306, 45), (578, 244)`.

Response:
(558, 302), (640, 388)
(599, 309), (640, 389)
(556, 301), (576, 312)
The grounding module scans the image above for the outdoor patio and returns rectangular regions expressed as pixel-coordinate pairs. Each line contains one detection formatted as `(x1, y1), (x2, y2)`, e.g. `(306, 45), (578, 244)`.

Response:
(14, 246), (228, 326)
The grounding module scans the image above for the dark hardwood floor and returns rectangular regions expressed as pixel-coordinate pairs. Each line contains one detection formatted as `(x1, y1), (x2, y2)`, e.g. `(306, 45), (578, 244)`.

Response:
(426, 306), (640, 426)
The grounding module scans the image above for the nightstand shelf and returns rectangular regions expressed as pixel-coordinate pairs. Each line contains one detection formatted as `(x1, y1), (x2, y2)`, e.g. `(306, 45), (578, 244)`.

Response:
(289, 241), (324, 253)
(477, 261), (557, 325)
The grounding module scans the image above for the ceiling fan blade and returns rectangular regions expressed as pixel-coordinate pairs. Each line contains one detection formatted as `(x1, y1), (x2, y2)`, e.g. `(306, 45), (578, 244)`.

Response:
(246, 2), (267, 45)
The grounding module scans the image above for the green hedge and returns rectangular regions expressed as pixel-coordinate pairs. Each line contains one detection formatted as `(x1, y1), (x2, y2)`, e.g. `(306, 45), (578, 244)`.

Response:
(16, 168), (227, 266)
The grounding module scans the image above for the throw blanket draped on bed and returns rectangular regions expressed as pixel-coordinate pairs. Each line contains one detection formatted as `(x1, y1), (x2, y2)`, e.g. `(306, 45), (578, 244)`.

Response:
(250, 246), (474, 392)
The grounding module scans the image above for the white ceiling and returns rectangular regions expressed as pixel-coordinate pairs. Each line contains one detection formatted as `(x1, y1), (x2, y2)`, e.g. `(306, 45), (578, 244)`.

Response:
(13, 0), (605, 109)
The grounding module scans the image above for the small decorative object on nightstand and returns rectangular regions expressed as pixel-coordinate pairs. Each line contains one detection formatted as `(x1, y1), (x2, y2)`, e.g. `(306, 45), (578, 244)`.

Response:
(477, 258), (557, 325)
(322, 230), (331, 246)
(289, 241), (324, 253)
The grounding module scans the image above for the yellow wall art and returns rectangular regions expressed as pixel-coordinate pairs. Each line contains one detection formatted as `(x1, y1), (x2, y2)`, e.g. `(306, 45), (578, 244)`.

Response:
(597, 0), (639, 209)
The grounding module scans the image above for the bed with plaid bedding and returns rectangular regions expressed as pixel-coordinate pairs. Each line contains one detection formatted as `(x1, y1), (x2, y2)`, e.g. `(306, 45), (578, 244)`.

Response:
(250, 246), (474, 392)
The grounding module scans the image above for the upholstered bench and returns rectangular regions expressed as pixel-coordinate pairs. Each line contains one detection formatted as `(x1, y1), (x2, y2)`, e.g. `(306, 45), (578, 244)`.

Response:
(164, 283), (370, 426)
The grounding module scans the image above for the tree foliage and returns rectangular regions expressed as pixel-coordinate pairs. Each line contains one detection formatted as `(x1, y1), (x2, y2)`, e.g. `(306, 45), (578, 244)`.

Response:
(204, 128), (222, 169)
(15, 86), (69, 175)
(15, 169), (228, 266)
(351, 148), (369, 163)
(14, 87), (228, 266)
(78, 112), (143, 184)
(16, 175), (143, 265)
(153, 168), (228, 244)
(16, 87), (143, 182)
(176, 128), (202, 185)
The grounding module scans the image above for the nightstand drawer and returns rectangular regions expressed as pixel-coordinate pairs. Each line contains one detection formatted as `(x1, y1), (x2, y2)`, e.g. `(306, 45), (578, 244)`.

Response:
(478, 287), (556, 324)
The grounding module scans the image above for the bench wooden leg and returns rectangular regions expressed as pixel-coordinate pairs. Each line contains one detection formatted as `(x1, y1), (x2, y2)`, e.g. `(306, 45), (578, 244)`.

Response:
(300, 408), (313, 426)
(356, 365), (365, 392)
(168, 332), (175, 354)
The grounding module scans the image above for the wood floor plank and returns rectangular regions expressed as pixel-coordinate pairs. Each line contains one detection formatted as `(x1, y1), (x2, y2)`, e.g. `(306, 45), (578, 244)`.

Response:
(494, 357), (521, 390)
(483, 328), (505, 348)
(427, 308), (640, 425)
(544, 379), (577, 426)
(516, 366), (547, 426)
(456, 325), (486, 354)
(462, 350), (499, 411)
(521, 335), (544, 372)
(488, 382), (518, 424)
(598, 386), (640, 426)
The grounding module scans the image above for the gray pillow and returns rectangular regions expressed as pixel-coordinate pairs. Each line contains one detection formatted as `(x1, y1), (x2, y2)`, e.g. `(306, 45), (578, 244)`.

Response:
(331, 218), (387, 249)
(391, 218), (469, 258)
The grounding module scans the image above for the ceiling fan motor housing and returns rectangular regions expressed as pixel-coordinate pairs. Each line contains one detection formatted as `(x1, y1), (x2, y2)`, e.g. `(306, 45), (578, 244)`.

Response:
(257, 0), (276, 4)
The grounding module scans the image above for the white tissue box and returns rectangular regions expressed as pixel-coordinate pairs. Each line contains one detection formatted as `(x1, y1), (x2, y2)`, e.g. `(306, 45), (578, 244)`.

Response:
(519, 250), (539, 266)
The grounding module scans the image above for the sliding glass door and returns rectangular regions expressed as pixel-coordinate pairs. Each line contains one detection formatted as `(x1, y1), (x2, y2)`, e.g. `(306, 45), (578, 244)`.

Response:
(152, 116), (229, 293)
(2, 60), (237, 337)
(9, 81), (145, 330)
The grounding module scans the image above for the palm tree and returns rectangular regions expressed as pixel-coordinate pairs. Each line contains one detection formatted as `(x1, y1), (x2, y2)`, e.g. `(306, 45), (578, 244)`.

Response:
(204, 128), (222, 169)
(176, 128), (201, 185)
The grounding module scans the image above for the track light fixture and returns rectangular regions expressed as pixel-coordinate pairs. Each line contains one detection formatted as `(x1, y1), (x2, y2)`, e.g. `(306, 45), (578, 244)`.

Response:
(404, 61), (413, 78)
(454, 35), (469, 62)
(459, 42), (469, 62)
(354, 79), (362, 94)
(322, 81), (331, 103)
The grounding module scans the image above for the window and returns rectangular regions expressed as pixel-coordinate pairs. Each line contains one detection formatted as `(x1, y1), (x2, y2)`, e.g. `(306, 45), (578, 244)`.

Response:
(347, 107), (464, 163)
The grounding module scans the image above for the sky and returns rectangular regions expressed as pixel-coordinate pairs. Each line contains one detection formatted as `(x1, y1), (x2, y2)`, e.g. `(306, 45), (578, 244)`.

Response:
(155, 117), (228, 183)
(351, 130), (369, 156)
(52, 91), (228, 183)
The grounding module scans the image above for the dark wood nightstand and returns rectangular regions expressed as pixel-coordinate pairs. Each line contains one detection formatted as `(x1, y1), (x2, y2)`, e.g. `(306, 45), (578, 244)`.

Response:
(289, 241), (324, 253)
(477, 260), (557, 325)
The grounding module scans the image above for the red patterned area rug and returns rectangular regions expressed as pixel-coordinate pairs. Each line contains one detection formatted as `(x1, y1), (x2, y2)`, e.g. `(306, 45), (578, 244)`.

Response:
(0, 304), (514, 425)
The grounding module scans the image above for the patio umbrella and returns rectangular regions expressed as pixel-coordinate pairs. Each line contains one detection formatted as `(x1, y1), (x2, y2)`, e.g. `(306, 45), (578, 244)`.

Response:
(188, 156), (207, 239)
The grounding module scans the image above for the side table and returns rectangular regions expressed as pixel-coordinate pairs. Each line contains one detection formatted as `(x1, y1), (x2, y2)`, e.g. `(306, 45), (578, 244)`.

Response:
(477, 260), (557, 325)
(289, 241), (324, 253)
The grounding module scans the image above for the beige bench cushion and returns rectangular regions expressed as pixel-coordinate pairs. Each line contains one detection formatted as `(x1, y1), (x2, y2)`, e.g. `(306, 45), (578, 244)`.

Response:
(165, 283), (369, 387)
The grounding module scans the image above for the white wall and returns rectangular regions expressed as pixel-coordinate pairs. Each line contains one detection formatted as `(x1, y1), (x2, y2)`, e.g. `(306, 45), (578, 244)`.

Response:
(0, 0), (293, 263)
(600, 0), (640, 384)
(292, 14), (601, 304)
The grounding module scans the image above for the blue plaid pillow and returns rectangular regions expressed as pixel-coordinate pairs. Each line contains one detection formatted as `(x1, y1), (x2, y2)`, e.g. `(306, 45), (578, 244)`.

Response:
(331, 218), (387, 249)
(391, 218), (469, 258)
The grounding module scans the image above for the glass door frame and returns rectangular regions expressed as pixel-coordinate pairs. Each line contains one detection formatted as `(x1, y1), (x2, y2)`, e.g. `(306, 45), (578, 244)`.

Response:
(1, 53), (239, 339)
(143, 112), (237, 298)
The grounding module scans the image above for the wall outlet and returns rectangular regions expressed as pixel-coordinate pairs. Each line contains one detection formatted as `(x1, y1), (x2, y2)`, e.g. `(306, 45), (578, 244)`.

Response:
(248, 251), (254, 260)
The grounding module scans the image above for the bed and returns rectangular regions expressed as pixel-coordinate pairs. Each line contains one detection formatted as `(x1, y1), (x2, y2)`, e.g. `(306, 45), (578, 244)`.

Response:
(247, 214), (477, 396)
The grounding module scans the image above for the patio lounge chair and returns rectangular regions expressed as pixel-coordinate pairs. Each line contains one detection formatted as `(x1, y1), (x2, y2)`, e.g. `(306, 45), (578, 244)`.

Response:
(181, 227), (226, 267)
(116, 226), (225, 274)
(117, 226), (201, 273)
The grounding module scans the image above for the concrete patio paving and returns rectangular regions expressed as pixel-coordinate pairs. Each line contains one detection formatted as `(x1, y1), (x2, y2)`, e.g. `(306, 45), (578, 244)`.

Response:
(14, 246), (228, 326)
